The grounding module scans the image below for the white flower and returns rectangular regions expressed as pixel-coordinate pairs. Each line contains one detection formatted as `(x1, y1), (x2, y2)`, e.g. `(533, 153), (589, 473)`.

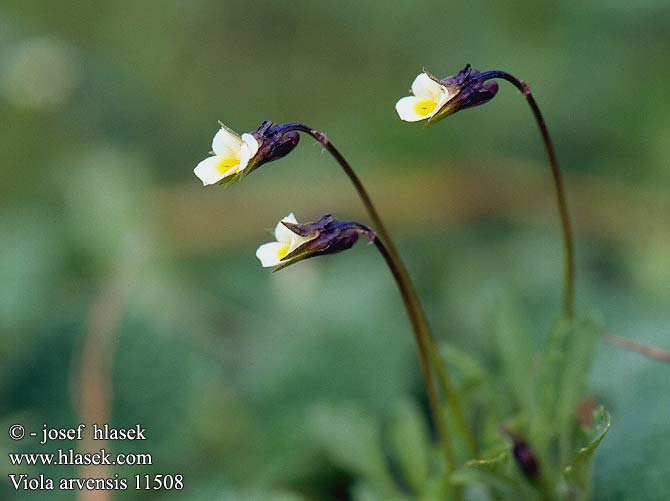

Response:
(256, 213), (315, 268)
(395, 72), (453, 122)
(194, 124), (260, 186)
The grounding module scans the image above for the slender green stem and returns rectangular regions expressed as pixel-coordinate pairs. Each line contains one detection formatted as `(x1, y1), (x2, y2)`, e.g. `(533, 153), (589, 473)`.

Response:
(280, 123), (478, 459)
(374, 237), (456, 472)
(477, 71), (575, 320)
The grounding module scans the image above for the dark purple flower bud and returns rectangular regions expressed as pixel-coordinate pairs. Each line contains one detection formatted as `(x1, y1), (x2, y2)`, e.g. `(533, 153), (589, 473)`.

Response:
(501, 427), (541, 482)
(245, 120), (300, 174)
(512, 438), (540, 481)
(425, 65), (499, 124)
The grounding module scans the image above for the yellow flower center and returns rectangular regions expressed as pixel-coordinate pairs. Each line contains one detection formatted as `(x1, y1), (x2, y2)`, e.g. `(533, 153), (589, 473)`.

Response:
(216, 156), (239, 175)
(413, 98), (437, 116)
(277, 243), (290, 260)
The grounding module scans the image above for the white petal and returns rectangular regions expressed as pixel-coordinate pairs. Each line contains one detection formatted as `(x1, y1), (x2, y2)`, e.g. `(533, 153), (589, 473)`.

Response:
(193, 155), (238, 186)
(256, 241), (289, 267)
(434, 90), (452, 113)
(288, 232), (313, 254)
(237, 133), (260, 173)
(212, 125), (242, 156)
(395, 96), (430, 122)
(411, 72), (447, 100)
(274, 213), (299, 242)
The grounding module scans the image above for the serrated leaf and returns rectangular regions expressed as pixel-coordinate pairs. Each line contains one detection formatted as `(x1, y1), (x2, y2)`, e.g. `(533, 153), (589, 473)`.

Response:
(564, 407), (611, 498)
(452, 452), (510, 488)
(452, 452), (540, 500)
(466, 451), (511, 474)
(556, 319), (603, 465)
(534, 317), (603, 464)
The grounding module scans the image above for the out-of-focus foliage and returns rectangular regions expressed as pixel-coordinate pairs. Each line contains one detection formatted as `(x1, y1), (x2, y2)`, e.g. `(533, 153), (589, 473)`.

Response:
(305, 312), (610, 500)
(2, 0), (670, 499)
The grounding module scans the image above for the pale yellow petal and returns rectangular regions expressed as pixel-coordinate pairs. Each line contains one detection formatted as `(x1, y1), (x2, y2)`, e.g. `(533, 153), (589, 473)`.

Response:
(212, 125), (242, 156)
(193, 155), (238, 186)
(274, 213), (299, 242)
(288, 232), (313, 254)
(434, 90), (452, 113)
(411, 72), (447, 100)
(237, 133), (260, 173)
(396, 96), (434, 122)
(256, 241), (290, 267)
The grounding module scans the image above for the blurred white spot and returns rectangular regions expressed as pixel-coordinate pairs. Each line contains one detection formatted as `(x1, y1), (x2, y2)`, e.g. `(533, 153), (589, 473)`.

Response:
(272, 259), (321, 309)
(1, 38), (78, 109)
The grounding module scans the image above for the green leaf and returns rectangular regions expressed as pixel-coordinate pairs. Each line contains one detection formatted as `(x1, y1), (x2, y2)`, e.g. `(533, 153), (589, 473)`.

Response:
(219, 489), (307, 501)
(556, 319), (603, 465)
(439, 342), (486, 394)
(307, 402), (400, 498)
(558, 320), (601, 417)
(534, 317), (603, 463)
(418, 470), (451, 501)
(465, 451), (510, 474)
(452, 451), (539, 500)
(352, 481), (410, 501)
(387, 399), (431, 493)
(564, 407), (611, 499)
(493, 299), (535, 415)
(532, 320), (569, 459)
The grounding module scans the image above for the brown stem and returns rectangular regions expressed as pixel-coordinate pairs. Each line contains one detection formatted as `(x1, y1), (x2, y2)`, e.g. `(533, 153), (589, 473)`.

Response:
(71, 275), (123, 501)
(604, 333), (670, 362)
(282, 123), (478, 458)
(477, 71), (576, 320)
(373, 237), (457, 471)
(70, 244), (146, 501)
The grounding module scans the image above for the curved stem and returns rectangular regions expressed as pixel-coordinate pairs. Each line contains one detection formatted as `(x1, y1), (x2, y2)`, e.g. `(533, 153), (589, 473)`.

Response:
(279, 123), (478, 458)
(477, 71), (575, 320)
(374, 237), (456, 471)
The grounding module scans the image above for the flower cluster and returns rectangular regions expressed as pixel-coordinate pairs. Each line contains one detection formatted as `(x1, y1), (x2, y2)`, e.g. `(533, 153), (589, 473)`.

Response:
(189, 63), (597, 500)
(192, 64), (499, 270)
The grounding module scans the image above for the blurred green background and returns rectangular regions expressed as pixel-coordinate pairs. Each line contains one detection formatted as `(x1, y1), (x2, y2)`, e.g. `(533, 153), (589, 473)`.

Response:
(2, 0), (670, 499)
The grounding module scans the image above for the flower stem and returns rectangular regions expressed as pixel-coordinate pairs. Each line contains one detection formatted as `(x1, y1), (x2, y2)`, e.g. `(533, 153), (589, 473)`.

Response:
(477, 71), (575, 320)
(279, 123), (479, 460)
(373, 236), (457, 471)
